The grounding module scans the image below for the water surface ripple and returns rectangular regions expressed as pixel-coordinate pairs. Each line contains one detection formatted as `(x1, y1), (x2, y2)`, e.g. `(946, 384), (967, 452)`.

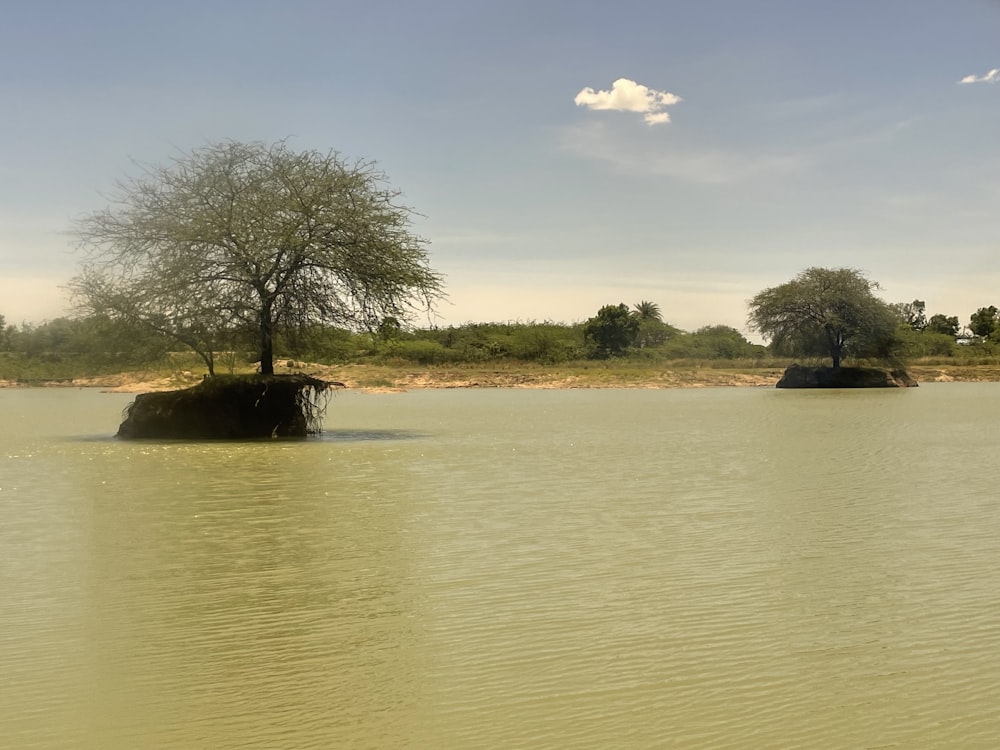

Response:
(2, 385), (1000, 748)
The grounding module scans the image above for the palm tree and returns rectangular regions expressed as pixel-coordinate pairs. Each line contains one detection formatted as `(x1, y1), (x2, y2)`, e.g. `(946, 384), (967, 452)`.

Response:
(632, 300), (663, 322)
(631, 300), (669, 348)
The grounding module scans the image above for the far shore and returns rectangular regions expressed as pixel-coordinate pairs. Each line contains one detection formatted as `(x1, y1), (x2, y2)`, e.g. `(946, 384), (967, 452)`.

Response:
(4, 362), (1000, 393)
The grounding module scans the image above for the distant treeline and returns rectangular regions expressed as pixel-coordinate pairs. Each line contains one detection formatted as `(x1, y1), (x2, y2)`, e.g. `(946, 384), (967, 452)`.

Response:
(0, 301), (997, 381)
(0, 313), (765, 378)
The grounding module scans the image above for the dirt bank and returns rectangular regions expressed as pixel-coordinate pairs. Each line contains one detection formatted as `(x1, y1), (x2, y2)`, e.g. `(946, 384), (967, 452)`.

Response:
(5, 357), (999, 394)
(14, 361), (991, 394)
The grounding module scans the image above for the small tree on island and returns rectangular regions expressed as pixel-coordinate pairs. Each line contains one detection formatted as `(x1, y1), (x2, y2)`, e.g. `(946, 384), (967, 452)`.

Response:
(747, 267), (898, 369)
(71, 140), (443, 376)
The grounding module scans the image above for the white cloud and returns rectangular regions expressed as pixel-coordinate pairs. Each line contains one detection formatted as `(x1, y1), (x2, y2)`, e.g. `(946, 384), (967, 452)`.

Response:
(574, 78), (682, 125)
(959, 68), (999, 84)
(643, 111), (671, 125)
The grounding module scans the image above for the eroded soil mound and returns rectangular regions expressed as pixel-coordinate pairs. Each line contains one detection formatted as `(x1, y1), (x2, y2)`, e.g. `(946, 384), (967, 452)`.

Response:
(117, 374), (330, 439)
(776, 364), (918, 389)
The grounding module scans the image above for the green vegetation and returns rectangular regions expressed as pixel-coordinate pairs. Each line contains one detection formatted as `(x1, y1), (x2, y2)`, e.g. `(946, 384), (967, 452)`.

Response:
(748, 267), (899, 369)
(926, 313), (960, 337)
(70, 140), (443, 377)
(0, 315), (172, 382)
(5, 305), (995, 386)
(0, 308), (767, 383)
(584, 304), (640, 358)
(745, 267), (1000, 371)
(4, 276), (1000, 384)
(969, 306), (999, 339)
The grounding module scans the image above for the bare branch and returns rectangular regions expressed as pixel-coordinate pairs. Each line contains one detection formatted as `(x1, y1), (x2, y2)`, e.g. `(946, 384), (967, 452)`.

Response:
(71, 140), (445, 374)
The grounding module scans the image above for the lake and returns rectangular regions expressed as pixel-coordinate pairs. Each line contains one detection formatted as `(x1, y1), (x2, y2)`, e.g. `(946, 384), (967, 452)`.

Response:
(2, 383), (1000, 748)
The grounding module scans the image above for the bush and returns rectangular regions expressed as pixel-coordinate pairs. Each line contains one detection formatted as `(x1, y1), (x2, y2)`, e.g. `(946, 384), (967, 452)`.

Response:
(583, 304), (639, 359)
(895, 328), (957, 359)
(298, 326), (367, 362)
(656, 326), (765, 360)
(385, 339), (462, 365)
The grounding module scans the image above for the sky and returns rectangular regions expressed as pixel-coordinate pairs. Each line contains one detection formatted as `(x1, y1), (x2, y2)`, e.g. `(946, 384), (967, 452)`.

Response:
(2, 0), (999, 338)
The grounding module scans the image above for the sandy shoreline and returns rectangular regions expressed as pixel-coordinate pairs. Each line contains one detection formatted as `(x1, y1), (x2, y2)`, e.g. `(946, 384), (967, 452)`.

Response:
(3, 362), (996, 393)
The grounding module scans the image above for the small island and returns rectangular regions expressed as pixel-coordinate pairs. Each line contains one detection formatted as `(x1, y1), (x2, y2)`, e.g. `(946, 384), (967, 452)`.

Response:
(776, 364), (917, 389)
(68, 141), (443, 440)
(116, 374), (332, 439)
(748, 267), (918, 389)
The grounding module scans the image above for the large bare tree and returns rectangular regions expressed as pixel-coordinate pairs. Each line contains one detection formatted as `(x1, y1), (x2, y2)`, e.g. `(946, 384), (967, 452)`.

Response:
(72, 140), (443, 375)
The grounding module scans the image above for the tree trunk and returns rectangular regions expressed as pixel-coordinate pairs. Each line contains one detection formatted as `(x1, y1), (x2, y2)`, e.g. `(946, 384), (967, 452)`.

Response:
(825, 325), (843, 370)
(200, 350), (216, 377)
(259, 304), (275, 376)
(832, 334), (845, 369)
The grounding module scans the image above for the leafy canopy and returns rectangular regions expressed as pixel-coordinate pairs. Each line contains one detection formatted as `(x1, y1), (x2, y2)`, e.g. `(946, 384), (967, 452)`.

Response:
(584, 303), (640, 358)
(926, 313), (959, 337)
(747, 267), (898, 368)
(71, 140), (443, 375)
(969, 306), (998, 339)
(890, 299), (927, 331)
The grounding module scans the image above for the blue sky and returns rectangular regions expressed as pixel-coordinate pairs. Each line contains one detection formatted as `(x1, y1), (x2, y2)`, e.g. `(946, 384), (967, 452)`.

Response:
(2, 0), (998, 336)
